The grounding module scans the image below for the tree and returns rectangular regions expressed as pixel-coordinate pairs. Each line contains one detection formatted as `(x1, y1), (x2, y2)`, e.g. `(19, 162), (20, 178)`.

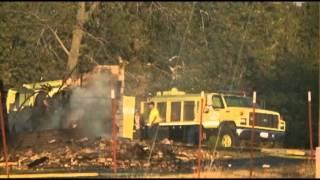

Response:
(67, 2), (99, 76)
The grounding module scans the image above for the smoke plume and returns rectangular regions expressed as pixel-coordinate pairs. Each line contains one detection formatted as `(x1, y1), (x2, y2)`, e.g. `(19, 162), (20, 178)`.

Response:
(66, 72), (114, 137)
(9, 71), (117, 138)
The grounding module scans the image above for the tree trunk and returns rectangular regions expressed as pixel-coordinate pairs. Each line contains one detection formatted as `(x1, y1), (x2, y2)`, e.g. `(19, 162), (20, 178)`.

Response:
(67, 2), (86, 77)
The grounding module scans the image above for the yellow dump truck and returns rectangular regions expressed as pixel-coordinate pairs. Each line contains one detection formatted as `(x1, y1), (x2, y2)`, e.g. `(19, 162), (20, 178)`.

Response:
(140, 88), (286, 148)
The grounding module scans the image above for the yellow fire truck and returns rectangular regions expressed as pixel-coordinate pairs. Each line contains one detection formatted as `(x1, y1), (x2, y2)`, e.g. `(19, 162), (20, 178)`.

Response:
(140, 88), (286, 148)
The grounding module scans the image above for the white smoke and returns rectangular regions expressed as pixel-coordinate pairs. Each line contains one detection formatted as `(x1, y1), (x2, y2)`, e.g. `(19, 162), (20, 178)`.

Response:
(65, 72), (115, 137)
(9, 71), (117, 138)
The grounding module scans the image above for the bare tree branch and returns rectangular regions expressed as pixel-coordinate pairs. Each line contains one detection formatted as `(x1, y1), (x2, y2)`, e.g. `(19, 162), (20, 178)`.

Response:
(149, 63), (172, 78)
(88, 2), (100, 15)
(136, 2), (140, 14)
(25, 12), (70, 56)
(82, 29), (116, 64)
(83, 30), (108, 45)
(36, 28), (46, 46)
(229, 5), (253, 90)
(126, 71), (140, 83)
(48, 44), (63, 62)
(85, 54), (99, 66)
(47, 26), (70, 56)
(177, 2), (196, 67)
(84, 2), (100, 21)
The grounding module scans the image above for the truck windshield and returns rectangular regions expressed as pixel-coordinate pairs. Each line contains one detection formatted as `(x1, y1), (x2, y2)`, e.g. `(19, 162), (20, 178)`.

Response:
(224, 96), (258, 108)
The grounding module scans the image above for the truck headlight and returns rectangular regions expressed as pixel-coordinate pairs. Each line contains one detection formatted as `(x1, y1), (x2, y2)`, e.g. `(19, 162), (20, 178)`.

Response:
(240, 118), (247, 125)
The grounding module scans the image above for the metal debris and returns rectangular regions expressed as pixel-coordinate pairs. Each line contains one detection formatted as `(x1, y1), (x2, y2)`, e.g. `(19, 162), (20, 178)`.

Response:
(27, 157), (49, 168)
(8, 130), (214, 172)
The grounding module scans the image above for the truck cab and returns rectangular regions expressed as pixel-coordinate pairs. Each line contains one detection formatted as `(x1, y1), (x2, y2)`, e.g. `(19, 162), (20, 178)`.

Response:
(203, 93), (285, 148)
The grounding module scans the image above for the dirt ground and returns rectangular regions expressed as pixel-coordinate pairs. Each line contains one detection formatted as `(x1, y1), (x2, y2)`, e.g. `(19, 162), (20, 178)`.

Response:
(141, 162), (315, 178)
(0, 159), (314, 178)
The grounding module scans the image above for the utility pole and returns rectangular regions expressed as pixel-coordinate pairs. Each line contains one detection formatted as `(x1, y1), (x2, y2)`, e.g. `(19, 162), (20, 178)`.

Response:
(316, 2), (320, 178)
(308, 91), (314, 157)
(111, 89), (117, 174)
(0, 81), (9, 178)
(197, 91), (205, 178)
(319, 0), (320, 152)
(249, 91), (256, 177)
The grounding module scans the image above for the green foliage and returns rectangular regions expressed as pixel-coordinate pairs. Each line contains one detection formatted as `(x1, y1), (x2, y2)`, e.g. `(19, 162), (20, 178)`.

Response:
(0, 2), (76, 87)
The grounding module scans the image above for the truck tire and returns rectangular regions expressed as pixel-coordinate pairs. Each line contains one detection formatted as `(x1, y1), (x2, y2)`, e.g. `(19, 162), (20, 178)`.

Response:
(219, 128), (239, 148)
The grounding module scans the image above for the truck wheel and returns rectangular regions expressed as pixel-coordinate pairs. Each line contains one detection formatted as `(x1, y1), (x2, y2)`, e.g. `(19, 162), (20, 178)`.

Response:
(219, 128), (239, 148)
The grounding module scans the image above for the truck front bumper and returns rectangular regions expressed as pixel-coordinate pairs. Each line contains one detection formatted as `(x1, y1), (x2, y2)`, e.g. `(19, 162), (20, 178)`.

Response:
(237, 128), (285, 142)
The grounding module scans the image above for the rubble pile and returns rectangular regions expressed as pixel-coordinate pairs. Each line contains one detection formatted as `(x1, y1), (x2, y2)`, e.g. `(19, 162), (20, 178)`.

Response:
(1, 129), (214, 173)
